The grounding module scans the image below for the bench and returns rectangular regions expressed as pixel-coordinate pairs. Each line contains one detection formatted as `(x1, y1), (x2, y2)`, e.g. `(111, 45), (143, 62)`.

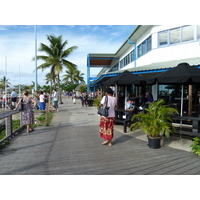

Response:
(173, 115), (200, 138)
(115, 108), (139, 133)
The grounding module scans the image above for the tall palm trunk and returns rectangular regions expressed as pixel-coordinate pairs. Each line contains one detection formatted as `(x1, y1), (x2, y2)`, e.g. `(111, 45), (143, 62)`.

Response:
(57, 74), (63, 104)
(50, 81), (52, 96)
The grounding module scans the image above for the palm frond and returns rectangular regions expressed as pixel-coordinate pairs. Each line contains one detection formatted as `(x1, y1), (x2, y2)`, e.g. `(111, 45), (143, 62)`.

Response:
(62, 59), (77, 69)
(38, 43), (54, 56)
(61, 46), (78, 58)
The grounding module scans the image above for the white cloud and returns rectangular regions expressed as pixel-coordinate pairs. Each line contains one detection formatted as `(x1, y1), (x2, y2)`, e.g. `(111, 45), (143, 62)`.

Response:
(0, 25), (134, 88)
(0, 27), (7, 31)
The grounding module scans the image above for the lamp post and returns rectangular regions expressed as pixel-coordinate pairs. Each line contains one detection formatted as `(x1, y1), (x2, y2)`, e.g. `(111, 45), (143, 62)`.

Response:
(34, 25), (38, 92)
(19, 65), (21, 98)
(5, 56), (7, 110)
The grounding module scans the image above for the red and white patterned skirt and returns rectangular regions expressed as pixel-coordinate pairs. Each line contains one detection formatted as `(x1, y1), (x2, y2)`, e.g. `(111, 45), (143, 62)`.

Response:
(99, 116), (115, 141)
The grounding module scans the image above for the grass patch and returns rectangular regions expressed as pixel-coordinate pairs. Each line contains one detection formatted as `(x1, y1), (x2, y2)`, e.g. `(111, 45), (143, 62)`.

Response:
(0, 119), (20, 140)
(35, 111), (54, 126)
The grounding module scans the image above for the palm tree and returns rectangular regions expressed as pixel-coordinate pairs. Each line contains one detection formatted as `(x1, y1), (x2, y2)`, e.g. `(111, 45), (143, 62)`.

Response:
(0, 76), (11, 91)
(34, 35), (78, 103)
(45, 73), (53, 95)
(74, 70), (85, 83)
(62, 67), (85, 84)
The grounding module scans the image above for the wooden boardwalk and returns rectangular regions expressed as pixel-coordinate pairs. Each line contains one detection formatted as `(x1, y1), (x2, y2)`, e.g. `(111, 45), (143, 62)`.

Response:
(0, 96), (200, 175)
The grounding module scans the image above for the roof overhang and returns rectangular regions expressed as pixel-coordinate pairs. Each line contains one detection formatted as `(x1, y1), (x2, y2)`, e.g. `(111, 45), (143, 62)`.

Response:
(88, 53), (118, 67)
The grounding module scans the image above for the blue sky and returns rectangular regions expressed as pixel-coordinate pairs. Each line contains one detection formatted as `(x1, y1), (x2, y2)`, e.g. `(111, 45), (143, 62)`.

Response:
(0, 25), (136, 87)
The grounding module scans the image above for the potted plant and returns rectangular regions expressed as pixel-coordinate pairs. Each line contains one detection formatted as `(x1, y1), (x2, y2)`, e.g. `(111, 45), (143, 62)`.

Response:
(130, 99), (178, 149)
(93, 98), (101, 109)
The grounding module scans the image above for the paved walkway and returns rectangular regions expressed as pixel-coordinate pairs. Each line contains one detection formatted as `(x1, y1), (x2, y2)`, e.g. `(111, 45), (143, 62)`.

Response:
(0, 96), (200, 175)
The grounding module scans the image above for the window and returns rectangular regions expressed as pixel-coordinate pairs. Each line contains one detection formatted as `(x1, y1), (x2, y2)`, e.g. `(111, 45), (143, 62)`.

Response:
(147, 36), (152, 51)
(182, 25), (193, 42)
(109, 63), (119, 72)
(158, 25), (195, 47)
(142, 41), (146, 55)
(130, 50), (134, 62)
(170, 28), (180, 44)
(126, 54), (130, 65)
(137, 36), (152, 58)
(120, 59), (124, 69)
(159, 31), (168, 46)
(137, 44), (142, 58)
(197, 25), (200, 39)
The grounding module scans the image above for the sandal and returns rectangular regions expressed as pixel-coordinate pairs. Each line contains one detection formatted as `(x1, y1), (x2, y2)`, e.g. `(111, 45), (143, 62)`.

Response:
(102, 140), (109, 145)
(108, 142), (112, 146)
(27, 128), (34, 133)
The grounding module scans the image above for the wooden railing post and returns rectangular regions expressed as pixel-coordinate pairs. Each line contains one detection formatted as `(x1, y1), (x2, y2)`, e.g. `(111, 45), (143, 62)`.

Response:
(5, 115), (12, 138)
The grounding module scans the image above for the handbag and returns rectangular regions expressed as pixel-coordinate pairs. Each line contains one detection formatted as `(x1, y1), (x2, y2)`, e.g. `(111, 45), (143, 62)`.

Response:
(97, 95), (110, 117)
(18, 98), (24, 111)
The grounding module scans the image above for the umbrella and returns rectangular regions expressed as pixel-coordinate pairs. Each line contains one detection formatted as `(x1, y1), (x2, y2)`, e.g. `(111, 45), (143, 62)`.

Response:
(103, 70), (146, 86)
(147, 62), (200, 85)
(147, 62), (200, 128)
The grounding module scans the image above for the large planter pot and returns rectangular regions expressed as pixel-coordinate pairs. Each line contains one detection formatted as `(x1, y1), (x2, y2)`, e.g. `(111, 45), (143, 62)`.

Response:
(147, 135), (162, 149)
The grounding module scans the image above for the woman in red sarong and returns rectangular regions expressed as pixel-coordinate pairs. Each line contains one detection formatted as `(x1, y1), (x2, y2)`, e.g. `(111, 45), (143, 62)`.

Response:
(99, 88), (117, 146)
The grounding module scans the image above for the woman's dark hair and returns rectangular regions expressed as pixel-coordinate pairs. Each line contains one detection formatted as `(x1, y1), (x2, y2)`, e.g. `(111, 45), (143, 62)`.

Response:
(104, 88), (114, 95)
(24, 90), (29, 96)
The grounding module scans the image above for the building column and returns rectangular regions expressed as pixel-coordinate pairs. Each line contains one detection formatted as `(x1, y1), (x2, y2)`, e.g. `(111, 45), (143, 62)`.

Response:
(87, 55), (90, 93)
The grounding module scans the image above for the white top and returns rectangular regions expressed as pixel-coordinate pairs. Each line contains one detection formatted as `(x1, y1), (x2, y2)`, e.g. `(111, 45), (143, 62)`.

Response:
(100, 95), (117, 118)
(53, 91), (58, 101)
(39, 94), (45, 102)
(2, 94), (7, 101)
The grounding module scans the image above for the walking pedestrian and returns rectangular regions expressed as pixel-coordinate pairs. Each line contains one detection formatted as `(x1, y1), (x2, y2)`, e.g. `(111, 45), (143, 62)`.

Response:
(14, 90), (37, 133)
(1, 92), (7, 109)
(80, 93), (86, 107)
(10, 89), (17, 106)
(99, 88), (117, 146)
(73, 93), (76, 104)
(53, 89), (59, 112)
(39, 91), (45, 110)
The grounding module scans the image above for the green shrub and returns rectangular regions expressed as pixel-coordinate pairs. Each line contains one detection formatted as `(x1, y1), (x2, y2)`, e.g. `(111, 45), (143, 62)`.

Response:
(36, 111), (54, 126)
(93, 98), (101, 107)
(190, 137), (200, 156)
(0, 119), (20, 140)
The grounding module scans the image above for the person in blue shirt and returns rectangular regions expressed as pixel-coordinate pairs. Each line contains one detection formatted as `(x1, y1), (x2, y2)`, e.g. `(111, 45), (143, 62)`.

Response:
(145, 91), (154, 103)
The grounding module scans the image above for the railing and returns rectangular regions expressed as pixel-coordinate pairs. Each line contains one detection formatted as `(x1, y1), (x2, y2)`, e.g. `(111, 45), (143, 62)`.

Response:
(0, 110), (24, 143)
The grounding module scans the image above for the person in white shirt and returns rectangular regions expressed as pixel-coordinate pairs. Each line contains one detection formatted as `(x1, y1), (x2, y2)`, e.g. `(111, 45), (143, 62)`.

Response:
(39, 91), (45, 110)
(1, 92), (7, 109)
(11, 89), (17, 106)
(99, 88), (117, 146)
(53, 89), (59, 112)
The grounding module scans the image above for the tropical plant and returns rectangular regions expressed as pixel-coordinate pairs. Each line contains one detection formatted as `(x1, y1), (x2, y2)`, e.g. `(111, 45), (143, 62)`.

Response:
(33, 35), (78, 103)
(130, 99), (179, 138)
(0, 76), (11, 91)
(74, 70), (85, 83)
(93, 98), (101, 108)
(190, 137), (200, 156)
(79, 85), (87, 93)
(62, 83), (78, 92)
(62, 67), (84, 84)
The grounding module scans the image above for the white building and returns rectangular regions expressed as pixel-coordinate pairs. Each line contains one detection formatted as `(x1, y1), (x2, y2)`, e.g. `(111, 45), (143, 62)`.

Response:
(88, 25), (200, 108)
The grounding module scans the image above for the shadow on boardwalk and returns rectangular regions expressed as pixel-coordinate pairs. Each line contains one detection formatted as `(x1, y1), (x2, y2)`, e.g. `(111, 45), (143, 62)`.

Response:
(0, 96), (200, 175)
